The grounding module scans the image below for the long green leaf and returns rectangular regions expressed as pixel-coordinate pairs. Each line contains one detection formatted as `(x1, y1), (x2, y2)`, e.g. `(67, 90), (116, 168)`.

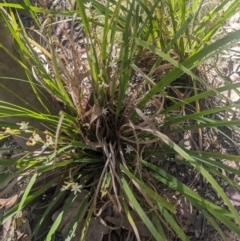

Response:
(17, 172), (37, 214)
(121, 164), (175, 213)
(156, 203), (190, 241)
(0, 177), (58, 224)
(65, 191), (91, 241)
(32, 191), (65, 238)
(141, 160), (232, 216)
(121, 174), (165, 240)
(137, 30), (240, 110)
(45, 194), (76, 240)
(115, 0), (135, 123)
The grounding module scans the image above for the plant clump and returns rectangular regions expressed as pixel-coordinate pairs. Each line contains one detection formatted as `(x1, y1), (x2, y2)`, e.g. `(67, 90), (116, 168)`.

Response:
(0, 0), (240, 240)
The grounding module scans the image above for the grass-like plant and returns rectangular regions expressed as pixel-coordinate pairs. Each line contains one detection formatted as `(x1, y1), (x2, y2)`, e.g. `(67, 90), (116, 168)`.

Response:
(0, 0), (240, 240)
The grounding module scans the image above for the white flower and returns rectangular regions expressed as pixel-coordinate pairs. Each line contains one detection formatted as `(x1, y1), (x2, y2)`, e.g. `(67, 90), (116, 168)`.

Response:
(41, 135), (54, 150)
(102, 107), (108, 115)
(125, 145), (133, 154)
(27, 132), (42, 146)
(61, 182), (82, 194)
(109, 61), (117, 69)
(46, 135), (54, 145)
(84, 2), (92, 8)
(17, 122), (29, 131)
(33, 133), (42, 142)
(41, 143), (49, 150)
(99, 82), (109, 89)
(61, 182), (71, 191)
(71, 182), (82, 195)
(4, 127), (13, 135)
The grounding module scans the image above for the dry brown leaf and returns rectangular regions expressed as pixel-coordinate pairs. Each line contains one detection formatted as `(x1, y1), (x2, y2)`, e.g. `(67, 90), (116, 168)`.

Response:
(85, 139), (102, 149)
(0, 194), (18, 208)
(90, 103), (102, 125)
(154, 63), (173, 74)
(15, 216), (32, 241)
(52, 190), (89, 238)
(0, 178), (19, 198)
(2, 212), (32, 241)
(77, 217), (111, 241)
(2, 217), (13, 240)
(140, 50), (156, 62)
(105, 214), (151, 237)
(169, 49), (180, 61)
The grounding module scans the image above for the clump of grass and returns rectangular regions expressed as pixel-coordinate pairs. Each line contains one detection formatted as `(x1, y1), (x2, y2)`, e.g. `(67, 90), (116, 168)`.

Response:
(0, 0), (240, 240)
